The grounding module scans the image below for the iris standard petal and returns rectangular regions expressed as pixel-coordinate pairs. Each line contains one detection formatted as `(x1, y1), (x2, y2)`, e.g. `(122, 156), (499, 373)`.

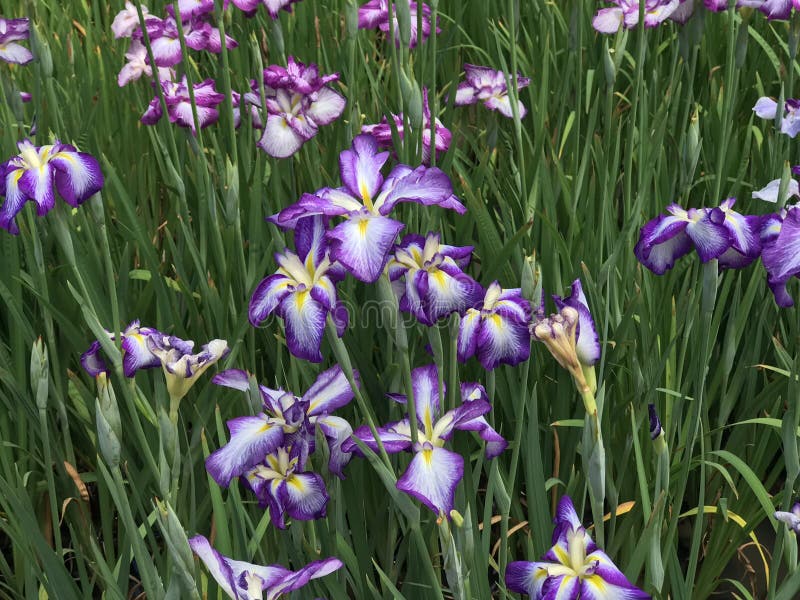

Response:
(338, 134), (389, 203)
(205, 416), (284, 487)
(277, 289), (327, 362)
(505, 561), (549, 597)
(49, 150), (104, 207)
(303, 364), (357, 416)
(120, 331), (161, 377)
(375, 164), (464, 215)
(327, 213), (404, 282)
(344, 421), (413, 454)
(396, 445), (464, 515)
(581, 551), (651, 599)
(432, 399), (492, 441)
(410, 364), (442, 434)
(259, 114), (307, 158)
(249, 274), (294, 326)
(187, 535), (237, 598)
(278, 471), (329, 521)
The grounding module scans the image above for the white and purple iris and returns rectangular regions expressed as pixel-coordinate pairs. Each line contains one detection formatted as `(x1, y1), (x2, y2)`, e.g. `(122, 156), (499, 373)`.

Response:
(551, 279), (601, 368)
(506, 495), (650, 599)
(344, 365), (506, 517)
(754, 97), (800, 138)
(388, 232), (482, 326)
(80, 320), (162, 378)
(146, 333), (230, 401)
(706, 0), (800, 19)
(633, 199), (761, 274)
(0, 17), (33, 65)
(249, 216), (348, 363)
(205, 364), (356, 493)
(775, 503), (800, 535)
(225, 0), (303, 19)
(189, 534), (342, 600)
(271, 134), (465, 283)
(761, 206), (800, 307)
(243, 57), (346, 159)
(454, 64), (530, 119)
(117, 39), (174, 87)
(361, 89), (452, 164)
(457, 282), (532, 370)
(591, 0), (681, 33)
(0, 139), (104, 235)
(358, 0), (439, 49)
(141, 76), (225, 134)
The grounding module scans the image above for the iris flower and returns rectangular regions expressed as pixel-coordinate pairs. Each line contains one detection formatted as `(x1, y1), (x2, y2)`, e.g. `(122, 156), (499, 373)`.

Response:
(141, 76), (225, 134)
(551, 279), (600, 368)
(0, 139), (104, 235)
(225, 0), (303, 19)
(112, 2), (153, 39)
(457, 282), (532, 370)
(358, 0), (439, 49)
(344, 364), (505, 516)
(249, 216), (348, 362)
(117, 39), (174, 86)
(761, 206), (800, 307)
(206, 364), (357, 487)
(146, 334), (229, 402)
(706, 0), (800, 19)
(361, 89), (451, 164)
(775, 503), (800, 534)
(0, 17), (33, 65)
(245, 57), (346, 158)
(752, 177), (800, 204)
(387, 232), (482, 326)
(454, 64), (530, 118)
(592, 0), (680, 33)
(80, 320), (162, 378)
(506, 495), (650, 599)
(754, 97), (800, 138)
(243, 446), (330, 528)
(271, 134), (465, 283)
(189, 535), (342, 600)
(634, 199), (761, 274)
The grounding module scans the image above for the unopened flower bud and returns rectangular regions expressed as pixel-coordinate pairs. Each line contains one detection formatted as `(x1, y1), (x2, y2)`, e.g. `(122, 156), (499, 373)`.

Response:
(30, 337), (49, 410)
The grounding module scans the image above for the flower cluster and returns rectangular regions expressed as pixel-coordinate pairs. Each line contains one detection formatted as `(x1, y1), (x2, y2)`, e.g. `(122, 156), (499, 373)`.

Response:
(358, 0), (439, 49)
(140, 76), (226, 134)
(225, 0), (303, 19)
(361, 89), (451, 163)
(189, 535), (342, 600)
(754, 96), (800, 138)
(243, 57), (346, 158)
(454, 64), (531, 119)
(634, 198), (800, 307)
(0, 17), (33, 65)
(81, 322), (229, 401)
(344, 365), (506, 516)
(0, 139), (104, 234)
(506, 495), (650, 598)
(205, 365), (356, 528)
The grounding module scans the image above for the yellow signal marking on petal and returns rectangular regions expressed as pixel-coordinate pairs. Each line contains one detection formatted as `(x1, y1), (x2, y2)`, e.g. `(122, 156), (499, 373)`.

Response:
(489, 314), (504, 329)
(358, 218), (369, 237)
(295, 289), (309, 309)
(287, 475), (305, 492)
(422, 448), (434, 465)
(430, 270), (446, 286)
(552, 544), (570, 567)
(359, 181), (370, 203)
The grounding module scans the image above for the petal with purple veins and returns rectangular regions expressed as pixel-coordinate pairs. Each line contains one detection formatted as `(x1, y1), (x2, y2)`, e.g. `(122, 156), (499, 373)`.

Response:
(276, 289), (327, 362)
(396, 445), (464, 516)
(327, 213), (404, 282)
(249, 274), (293, 326)
(205, 416), (284, 487)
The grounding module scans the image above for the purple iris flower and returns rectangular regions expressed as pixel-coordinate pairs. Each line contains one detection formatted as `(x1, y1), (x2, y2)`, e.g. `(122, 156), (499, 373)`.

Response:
(271, 135), (465, 282)
(189, 534), (342, 600)
(0, 139), (104, 235)
(117, 40), (174, 86)
(706, 0), (800, 18)
(506, 495), (650, 599)
(244, 57), (346, 158)
(775, 503), (800, 535)
(634, 199), (761, 274)
(592, 0), (680, 34)
(224, 0), (303, 19)
(132, 14), (237, 67)
(169, 0), (216, 18)
(361, 89), (451, 164)
(761, 206), (800, 307)
(249, 216), (348, 363)
(141, 76), (225, 134)
(552, 279), (601, 367)
(80, 320), (162, 378)
(753, 177), (800, 204)
(648, 403), (664, 440)
(206, 364), (357, 488)
(344, 365), (506, 516)
(358, 0), (439, 49)
(454, 64), (530, 119)
(457, 282), (532, 370)
(387, 232), (482, 326)
(243, 445), (330, 528)
(754, 97), (800, 138)
(112, 3), (152, 39)
(0, 17), (33, 65)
